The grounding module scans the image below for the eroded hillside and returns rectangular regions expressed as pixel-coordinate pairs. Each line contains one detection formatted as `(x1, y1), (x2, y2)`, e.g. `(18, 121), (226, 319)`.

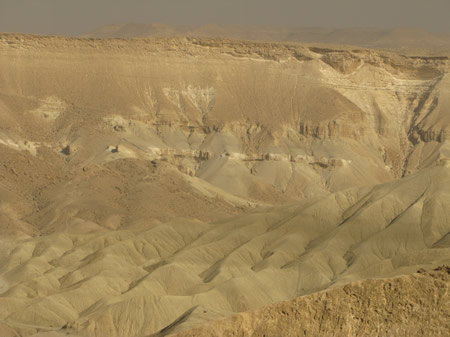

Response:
(0, 166), (448, 337)
(0, 34), (449, 236)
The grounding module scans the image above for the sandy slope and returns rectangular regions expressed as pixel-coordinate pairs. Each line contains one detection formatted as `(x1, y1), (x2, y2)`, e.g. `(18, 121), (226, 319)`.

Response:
(0, 167), (448, 337)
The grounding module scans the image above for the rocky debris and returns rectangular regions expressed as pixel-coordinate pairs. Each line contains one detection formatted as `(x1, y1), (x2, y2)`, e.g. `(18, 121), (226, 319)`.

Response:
(108, 145), (119, 153)
(196, 151), (210, 161)
(113, 124), (126, 132)
(61, 145), (71, 155)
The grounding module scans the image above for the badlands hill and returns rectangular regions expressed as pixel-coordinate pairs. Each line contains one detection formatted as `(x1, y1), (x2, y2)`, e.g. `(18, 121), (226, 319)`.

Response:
(0, 166), (449, 337)
(0, 33), (449, 337)
(84, 24), (450, 53)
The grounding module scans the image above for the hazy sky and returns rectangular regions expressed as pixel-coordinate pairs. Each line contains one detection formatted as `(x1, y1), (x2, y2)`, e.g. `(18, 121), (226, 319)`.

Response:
(0, 0), (449, 36)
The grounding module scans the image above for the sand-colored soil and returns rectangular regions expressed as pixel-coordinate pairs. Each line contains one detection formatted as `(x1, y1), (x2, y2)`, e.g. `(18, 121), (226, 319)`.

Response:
(0, 34), (449, 336)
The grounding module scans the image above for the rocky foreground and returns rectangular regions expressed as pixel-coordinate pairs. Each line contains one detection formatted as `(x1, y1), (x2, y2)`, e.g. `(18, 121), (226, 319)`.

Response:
(169, 267), (449, 337)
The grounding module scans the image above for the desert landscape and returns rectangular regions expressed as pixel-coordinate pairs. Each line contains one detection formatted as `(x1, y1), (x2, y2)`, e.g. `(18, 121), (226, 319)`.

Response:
(0, 22), (449, 337)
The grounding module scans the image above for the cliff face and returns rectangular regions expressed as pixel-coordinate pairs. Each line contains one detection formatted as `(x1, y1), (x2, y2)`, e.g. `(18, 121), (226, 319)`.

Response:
(0, 34), (449, 234)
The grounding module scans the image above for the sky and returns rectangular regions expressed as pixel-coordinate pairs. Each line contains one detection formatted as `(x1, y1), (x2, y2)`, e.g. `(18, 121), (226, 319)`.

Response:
(0, 0), (449, 36)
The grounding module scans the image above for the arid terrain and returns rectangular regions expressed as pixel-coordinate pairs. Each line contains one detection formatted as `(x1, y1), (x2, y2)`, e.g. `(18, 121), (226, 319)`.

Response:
(0, 32), (449, 336)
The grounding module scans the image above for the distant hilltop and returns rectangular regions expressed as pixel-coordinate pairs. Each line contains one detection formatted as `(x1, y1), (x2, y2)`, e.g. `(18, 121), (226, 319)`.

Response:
(82, 23), (450, 53)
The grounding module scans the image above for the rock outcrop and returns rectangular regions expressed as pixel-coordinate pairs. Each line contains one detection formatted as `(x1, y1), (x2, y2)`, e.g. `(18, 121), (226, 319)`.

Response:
(170, 267), (450, 337)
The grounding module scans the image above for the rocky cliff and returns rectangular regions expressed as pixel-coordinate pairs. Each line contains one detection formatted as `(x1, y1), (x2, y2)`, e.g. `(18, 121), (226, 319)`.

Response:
(0, 34), (449, 235)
